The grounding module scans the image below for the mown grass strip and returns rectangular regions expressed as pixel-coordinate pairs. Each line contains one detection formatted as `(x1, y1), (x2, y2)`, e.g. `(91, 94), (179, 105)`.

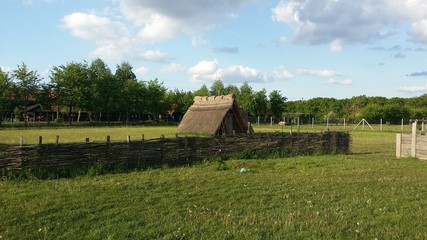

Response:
(0, 130), (426, 239)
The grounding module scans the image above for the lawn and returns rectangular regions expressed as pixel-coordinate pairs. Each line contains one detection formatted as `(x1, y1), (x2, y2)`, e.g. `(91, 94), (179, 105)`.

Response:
(0, 126), (426, 239)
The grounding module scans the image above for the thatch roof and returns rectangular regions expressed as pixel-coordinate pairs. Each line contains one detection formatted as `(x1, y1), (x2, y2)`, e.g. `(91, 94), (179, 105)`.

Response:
(176, 94), (253, 135)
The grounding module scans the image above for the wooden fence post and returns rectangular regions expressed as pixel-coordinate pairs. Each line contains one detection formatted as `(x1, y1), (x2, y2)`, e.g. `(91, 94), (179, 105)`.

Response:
(161, 134), (165, 162)
(107, 135), (111, 144)
(20, 136), (24, 146)
(56, 135), (60, 146)
(86, 138), (90, 144)
(127, 135), (131, 143)
(396, 133), (402, 158)
(411, 121), (417, 158)
(39, 136), (43, 145)
(141, 134), (145, 142)
(247, 122), (251, 135)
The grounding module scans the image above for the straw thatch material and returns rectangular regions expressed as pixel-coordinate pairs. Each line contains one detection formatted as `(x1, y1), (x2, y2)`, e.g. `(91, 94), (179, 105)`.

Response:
(176, 94), (254, 135)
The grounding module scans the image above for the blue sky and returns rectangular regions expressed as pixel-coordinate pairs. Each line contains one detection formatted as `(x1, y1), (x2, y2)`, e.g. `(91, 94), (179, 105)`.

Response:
(1, 0), (427, 100)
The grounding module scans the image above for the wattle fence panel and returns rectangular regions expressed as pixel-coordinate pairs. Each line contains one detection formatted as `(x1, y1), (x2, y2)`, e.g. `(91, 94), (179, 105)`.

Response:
(0, 132), (350, 176)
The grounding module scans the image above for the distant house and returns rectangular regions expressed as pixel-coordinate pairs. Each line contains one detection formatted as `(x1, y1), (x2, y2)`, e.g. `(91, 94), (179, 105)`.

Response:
(176, 94), (254, 135)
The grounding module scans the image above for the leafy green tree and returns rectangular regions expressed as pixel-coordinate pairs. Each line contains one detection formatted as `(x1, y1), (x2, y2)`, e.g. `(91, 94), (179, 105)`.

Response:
(361, 103), (385, 123)
(115, 62), (137, 85)
(210, 79), (225, 96)
(0, 69), (13, 123)
(194, 84), (209, 96)
(114, 62), (138, 122)
(383, 104), (410, 124)
(122, 79), (147, 123)
(268, 90), (286, 121)
(252, 89), (268, 117)
(224, 84), (240, 95)
(166, 89), (194, 115)
(145, 79), (167, 122)
(11, 63), (41, 123)
(89, 58), (119, 124)
(50, 61), (91, 123)
(238, 82), (254, 115)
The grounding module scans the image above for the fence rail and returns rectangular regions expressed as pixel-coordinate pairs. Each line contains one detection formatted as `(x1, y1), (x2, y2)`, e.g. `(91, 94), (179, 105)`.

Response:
(1, 132), (350, 176)
(396, 120), (427, 160)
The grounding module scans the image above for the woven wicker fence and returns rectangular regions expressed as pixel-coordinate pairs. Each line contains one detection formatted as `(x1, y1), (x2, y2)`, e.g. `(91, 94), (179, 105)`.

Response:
(0, 131), (350, 176)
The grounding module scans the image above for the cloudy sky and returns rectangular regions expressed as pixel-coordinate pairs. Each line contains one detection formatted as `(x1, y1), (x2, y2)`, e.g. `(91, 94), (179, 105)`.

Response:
(1, 0), (427, 100)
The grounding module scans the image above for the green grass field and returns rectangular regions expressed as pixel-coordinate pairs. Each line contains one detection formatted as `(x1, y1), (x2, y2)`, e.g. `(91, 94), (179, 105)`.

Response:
(0, 122), (413, 144)
(0, 126), (426, 239)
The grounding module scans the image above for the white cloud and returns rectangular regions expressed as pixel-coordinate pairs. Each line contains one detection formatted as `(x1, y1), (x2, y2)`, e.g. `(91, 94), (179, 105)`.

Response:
(134, 66), (149, 76)
(326, 79), (338, 85)
(188, 59), (219, 76)
(137, 14), (182, 42)
(0, 66), (12, 73)
(272, 65), (293, 81)
(140, 50), (168, 62)
(325, 78), (352, 85)
(219, 65), (267, 83)
(120, 0), (256, 42)
(272, 0), (427, 47)
(330, 39), (343, 52)
(191, 35), (209, 46)
(160, 63), (188, 73)
(188, 60), (267, 83)
(297, 69), (342, 77)
(61, 1), (258, 60)
(61, 13), (117, 41)
(410, 19), (427, 44)
(61, 12), (133, 60)
(397, 84), (427, 93)
(341, 78), (353, 85)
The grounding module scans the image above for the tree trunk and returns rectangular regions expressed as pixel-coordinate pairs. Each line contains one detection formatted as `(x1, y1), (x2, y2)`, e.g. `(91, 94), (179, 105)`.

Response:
(126, 110), (130, 125)
(68, 105), (73, 125)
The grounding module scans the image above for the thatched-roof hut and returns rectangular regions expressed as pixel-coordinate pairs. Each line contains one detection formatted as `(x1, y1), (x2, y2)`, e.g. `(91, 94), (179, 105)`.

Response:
(176, 94), (254, 135)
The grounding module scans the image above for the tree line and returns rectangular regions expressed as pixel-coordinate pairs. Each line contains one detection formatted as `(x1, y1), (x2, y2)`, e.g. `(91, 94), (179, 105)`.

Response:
(1, 59), (426, 125)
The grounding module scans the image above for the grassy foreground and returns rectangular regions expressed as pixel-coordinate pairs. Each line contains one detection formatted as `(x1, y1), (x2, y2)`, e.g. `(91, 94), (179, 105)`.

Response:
(0, 129), (426, 239)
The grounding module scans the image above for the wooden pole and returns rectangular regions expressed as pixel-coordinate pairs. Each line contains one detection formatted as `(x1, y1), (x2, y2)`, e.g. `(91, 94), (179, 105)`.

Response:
(401, 119), (404, 130)
(39, 136), (43, 145)
(127, 135), (131, 143)
(396, 133), (402, 158)
(343, 118), (346, 129)
(20, 136), (24, 146)
(141, 134), (145, 142)
(86, 138), (90, 144)
(247, 122), (251, 134)
(380, 119), (383, 131)
(411, 121), (417, 158)
(56, 135), (60, 146)
(107, 135), (110, 144)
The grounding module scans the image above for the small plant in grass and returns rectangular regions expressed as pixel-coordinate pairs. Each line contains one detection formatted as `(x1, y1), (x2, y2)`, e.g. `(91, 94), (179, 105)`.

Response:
(216, 158), (228, 171)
